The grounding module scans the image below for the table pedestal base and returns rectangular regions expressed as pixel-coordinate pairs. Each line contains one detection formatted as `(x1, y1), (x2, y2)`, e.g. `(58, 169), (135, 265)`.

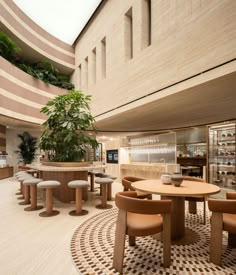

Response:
(161, 196), (185, 240)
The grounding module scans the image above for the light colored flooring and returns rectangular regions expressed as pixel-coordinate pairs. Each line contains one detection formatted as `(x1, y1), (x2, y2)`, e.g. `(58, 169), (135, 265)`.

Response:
(0, 177), (123, 275)
(0, 177), (217, 275)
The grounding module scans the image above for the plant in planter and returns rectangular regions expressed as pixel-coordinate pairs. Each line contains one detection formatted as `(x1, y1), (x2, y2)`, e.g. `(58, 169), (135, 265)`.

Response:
(40, 89), (98, 162)
(0, 31), (21, 63)
(0, 31), (74, 90)
(15, 131), (38, 165)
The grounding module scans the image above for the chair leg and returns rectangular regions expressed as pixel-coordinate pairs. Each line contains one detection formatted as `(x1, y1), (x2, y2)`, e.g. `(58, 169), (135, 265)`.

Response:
(113, 209), (127, 273)
(210, 212), (223, 265)
(129, 236), (135, 246)
(203, 199), (206, 225)
(188, 201), (197, 214)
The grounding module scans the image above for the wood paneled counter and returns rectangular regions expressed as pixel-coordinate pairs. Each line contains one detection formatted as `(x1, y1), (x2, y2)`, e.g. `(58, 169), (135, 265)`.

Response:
(0, 166), (13, 179)
(120, 163), (179, 179)
(28, 164), (106, 203)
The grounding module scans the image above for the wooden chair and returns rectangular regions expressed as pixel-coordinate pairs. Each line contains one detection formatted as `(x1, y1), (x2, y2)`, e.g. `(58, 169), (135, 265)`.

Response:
(208, 192), (236, 265)
(183, 176), (206, 224)
(122, 176), (152, 199)
(113, 191), (172, 273)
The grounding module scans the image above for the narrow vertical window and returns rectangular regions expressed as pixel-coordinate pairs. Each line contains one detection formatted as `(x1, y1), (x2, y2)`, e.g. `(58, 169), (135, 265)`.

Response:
(84, 57), (88, 90)
(142, 0), (151, 49)
(101, 37), (106, 78)
(78, 64), (82, 89)
(92, 47), (96, 84)
(124, 8), (133, 60)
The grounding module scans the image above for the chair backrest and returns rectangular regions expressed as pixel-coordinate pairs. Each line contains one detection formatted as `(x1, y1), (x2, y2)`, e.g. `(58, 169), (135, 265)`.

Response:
(122, 176), (145, 191)
(226, 192), (236, 200)
(208, 198), (236, 214)
(183, 176), (204, 182)
(115, 191), (172, 215)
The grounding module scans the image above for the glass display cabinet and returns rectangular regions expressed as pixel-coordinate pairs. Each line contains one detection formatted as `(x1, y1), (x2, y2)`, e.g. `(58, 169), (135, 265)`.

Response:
(208, 122), (236, 190)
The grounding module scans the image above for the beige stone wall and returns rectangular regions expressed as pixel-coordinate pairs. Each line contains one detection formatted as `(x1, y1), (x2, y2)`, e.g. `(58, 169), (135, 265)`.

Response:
(72, 0), (236, 117)
(0, 57), (67, 124)
(0, 0), (75, 72)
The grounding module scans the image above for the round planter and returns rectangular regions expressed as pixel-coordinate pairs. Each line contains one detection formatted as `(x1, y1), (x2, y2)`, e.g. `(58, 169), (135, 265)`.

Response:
(41, 161), (90, 167)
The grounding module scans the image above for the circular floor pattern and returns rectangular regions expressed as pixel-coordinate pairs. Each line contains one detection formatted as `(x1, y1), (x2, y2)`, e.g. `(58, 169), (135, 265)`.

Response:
(71, 208), (236, 274)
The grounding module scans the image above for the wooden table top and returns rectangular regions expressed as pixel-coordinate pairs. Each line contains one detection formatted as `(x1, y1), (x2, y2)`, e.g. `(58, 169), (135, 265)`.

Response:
(132, 179), (220, 197)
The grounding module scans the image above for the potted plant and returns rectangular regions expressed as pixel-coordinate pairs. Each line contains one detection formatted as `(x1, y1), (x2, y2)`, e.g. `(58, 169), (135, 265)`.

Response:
(15, 131), (38, 166)
(39, 89), (98, 165)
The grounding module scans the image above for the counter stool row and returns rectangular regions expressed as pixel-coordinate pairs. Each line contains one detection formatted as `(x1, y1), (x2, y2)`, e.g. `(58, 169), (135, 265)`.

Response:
(15, 171), (116, 217)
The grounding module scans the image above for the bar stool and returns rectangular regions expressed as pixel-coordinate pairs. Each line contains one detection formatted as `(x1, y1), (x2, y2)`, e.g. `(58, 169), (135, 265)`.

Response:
(68, 180), (89, 216)
(17, 174), (33, 201)
(15, 171), (28, 195)
(102, 174), (117, 201)
(95, 178), (113, 209)
(23, 178), (44, 211)
(88, 171), (96, 192)
(38, 180), (61, 217)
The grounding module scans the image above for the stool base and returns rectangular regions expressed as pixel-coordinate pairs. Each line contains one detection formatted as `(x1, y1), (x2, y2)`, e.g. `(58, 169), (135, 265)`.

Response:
(24, 205), (44, 211)
(96, 204), (113, 209)
(39, 210), (60, 217)
(69, 209), (89, 216)
(19, 201), (30, 205)
(17, 196), (24, 200)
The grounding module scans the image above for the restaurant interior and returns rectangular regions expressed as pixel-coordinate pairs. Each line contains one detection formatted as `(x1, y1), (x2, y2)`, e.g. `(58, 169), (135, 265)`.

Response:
(0, 0), (236, 274)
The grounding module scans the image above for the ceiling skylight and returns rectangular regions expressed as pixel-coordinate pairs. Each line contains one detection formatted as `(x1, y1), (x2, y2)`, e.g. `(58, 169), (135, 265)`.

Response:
(13, 0), (102, 45)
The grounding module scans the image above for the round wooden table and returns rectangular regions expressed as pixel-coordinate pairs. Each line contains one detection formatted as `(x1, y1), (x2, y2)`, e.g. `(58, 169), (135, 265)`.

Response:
(132, 179), (220, 240)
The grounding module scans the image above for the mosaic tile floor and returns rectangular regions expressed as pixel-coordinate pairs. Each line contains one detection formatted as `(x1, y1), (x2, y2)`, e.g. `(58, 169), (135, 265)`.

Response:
(70, 208), (236, 274)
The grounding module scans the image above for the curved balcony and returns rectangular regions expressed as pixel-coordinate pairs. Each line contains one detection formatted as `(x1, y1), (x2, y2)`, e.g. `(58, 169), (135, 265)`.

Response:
(0, 57), (67, 125)
(0, 0), (75, 74)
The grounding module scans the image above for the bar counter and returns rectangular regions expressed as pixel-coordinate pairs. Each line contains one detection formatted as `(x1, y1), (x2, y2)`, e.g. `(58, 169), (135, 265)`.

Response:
(120, 163), (179, 179)
(27, 163), (106, 203)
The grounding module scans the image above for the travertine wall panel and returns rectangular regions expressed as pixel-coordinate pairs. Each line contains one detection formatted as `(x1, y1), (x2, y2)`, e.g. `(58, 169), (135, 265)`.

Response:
(0, 0), (75, 72)
(0, 57), (68, 124)
(72, 0), (236, 117)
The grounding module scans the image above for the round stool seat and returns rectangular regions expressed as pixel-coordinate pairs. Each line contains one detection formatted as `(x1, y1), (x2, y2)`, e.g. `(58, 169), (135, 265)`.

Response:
(68, 180), (89, 216)
(38, 180), (60, 188)
(95, 178), (113, 184)
(102, 174), (117, 180)
(38, 181), (60, 217)
(95, 172), (106, 178)
(27, 169), (38, 173)
(15, 171), (27, 176)
(68, 180), (89, 188)
(17, 175), (32, 182)
(88, 171), (96, 175)
(23, 178), (42, 185)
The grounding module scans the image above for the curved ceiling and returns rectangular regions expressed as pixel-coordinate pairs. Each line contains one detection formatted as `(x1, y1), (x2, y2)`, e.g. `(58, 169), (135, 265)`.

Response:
(13, 0), (102, 44)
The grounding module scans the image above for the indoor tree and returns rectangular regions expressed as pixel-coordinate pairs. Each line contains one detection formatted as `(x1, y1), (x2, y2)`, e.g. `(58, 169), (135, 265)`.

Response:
(15, 131), (38, 165)
(40, 89), (98, 162)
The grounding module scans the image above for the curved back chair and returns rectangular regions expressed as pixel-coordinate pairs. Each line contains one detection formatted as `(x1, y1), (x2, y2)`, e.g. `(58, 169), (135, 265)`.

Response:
(122, 176), (152, 199)
(183, 176), (206, 224)
(208, 192), (236, 265)
(113, 191), (172, 273)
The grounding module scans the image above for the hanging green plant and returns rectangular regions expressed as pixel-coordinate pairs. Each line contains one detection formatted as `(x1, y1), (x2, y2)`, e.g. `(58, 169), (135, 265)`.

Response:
(0, 31), (21, 62)
(40, 90), (98, 162)
(0, 31), (74, 90)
